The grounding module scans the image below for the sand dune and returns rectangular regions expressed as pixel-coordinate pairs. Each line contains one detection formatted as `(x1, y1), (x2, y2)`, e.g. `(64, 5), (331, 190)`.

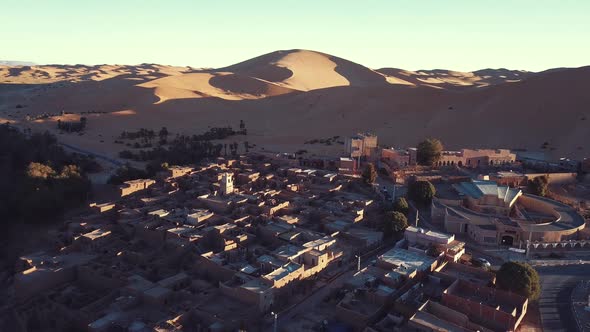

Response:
(377, 67), (534, 90)
(0, 50), (588, 161)
(220, 49), (387, 91)
(0, 64), (190, 84)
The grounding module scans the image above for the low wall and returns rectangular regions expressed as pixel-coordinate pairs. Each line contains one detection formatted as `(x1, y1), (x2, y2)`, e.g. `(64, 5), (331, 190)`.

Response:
(525, 173), (577, 185)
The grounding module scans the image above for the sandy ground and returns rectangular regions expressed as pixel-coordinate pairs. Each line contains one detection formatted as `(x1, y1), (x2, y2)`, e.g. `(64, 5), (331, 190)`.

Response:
(1, 49), (589, 160)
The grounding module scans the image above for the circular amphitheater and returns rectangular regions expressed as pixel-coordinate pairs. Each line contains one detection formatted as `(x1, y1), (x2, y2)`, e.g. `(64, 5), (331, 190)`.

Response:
(432, 180), (586, 247)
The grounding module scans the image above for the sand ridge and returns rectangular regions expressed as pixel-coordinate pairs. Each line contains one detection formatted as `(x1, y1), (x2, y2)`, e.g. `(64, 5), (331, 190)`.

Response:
(0, 50), (588, 160)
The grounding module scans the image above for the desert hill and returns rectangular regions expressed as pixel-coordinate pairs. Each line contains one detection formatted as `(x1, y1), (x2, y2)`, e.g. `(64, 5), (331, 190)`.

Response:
(0, 50), (588, 161)
(376, 67), (534, 90)
(218, 49), (388, 91)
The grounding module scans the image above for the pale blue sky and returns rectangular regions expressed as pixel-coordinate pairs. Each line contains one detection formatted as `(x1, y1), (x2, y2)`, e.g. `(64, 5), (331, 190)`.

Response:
(2, 0), (589, 71)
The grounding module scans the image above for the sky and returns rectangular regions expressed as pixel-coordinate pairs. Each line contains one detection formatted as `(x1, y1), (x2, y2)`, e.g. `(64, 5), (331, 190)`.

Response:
(2, 0), (589, 71)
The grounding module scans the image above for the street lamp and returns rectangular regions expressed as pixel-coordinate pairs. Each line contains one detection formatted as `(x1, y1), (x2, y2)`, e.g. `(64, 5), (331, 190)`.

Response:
(355, 255), (361, 272)
(271, 311), (278, 332)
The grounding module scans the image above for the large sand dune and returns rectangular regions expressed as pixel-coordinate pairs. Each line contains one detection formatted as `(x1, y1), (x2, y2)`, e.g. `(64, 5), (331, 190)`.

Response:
(219, 49), (387, 91)
(376, 67), (533, 90)
(0, 50), (588, 160)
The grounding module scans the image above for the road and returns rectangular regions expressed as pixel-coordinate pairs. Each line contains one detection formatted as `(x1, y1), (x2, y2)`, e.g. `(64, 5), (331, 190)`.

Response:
(536, 264), (590, 332)
(59, 142), (124, 167)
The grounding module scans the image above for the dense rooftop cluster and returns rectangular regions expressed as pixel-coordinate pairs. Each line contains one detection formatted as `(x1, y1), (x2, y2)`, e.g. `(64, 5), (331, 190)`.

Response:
(3, 154), (388, 331)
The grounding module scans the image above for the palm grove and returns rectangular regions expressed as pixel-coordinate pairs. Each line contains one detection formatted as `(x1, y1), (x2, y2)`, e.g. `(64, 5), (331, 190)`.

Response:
(0, 124), (94, 223)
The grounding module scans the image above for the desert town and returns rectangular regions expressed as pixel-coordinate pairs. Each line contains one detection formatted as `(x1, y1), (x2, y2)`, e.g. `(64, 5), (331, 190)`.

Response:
(1, 131), (589, 332)
(3, 2), (590, 331)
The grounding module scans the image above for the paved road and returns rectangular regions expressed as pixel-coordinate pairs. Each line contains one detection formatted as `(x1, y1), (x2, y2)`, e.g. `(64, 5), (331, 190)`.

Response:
(536, 264), (590, 332)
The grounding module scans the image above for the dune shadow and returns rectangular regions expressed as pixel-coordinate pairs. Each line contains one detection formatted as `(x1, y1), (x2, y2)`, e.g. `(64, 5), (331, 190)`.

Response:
(329, 55), (387, 87)
(214, 50), (295, 83)
(8, 66), (32, 77)
(208, 73), (295, 97)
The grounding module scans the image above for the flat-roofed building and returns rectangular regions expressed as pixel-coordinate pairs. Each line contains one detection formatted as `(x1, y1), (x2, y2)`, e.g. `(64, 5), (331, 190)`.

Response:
(405, 226), (466, 262)
(220, 273), (274, 312)
(262, 261), (304, 288)
(89, 202), (116, 213)
(408, 300), (492, 332)
(77, 228), (112, 250)
(442, 279), (528, 332)
(186, 209), (214, 225)
(434, 149), (516, 168)
(405, 226), (454, 246)
(159, 165), (193, 179)
(345, 133), (378, 159)
(15, 252), (96, 302)
(119, 178), (156, 197)
(339, 157), (356, 174)
(377, 248), (438, 279)
(381, 148), (411, 168)
(157, 272), (190, 290)
(336, 283), (393, 329)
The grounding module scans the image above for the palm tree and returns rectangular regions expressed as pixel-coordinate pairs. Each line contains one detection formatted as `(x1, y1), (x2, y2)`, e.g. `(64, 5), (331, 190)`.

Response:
(159, 127), (169, 140)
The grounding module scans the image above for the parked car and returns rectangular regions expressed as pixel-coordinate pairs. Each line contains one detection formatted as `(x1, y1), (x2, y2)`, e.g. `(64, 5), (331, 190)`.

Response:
(471, 257), (491, 269)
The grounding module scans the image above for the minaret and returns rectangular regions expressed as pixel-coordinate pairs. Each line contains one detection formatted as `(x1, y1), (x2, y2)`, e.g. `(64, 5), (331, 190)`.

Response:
(220, 172), (234, 196)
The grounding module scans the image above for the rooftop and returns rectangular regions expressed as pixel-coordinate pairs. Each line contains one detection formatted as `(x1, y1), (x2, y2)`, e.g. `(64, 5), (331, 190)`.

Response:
(378, 248), (436, 276)
(453, 180), (521, 205)
(264, 261), (302, 281)
(406, 226), (452, 241)
(81, 228), (112, 241)
(241, 278), (271, 293)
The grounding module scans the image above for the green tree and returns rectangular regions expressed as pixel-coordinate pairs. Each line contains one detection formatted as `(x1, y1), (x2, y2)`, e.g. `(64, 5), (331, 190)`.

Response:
(408, 180), (436, 205)
(0, 125), (92, 224)
(27, 162), (56, 179)
(417, 138), (443, 166)
(384, 211), (408, 236)
(496, 262), (541, 300)
(393, 197), (409, 215)
(362, 163), (377, 184)
(528, 175), (549, 197)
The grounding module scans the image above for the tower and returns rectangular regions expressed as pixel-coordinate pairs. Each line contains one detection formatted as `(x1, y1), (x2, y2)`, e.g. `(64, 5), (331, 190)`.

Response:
(220, 172), (234, 195)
